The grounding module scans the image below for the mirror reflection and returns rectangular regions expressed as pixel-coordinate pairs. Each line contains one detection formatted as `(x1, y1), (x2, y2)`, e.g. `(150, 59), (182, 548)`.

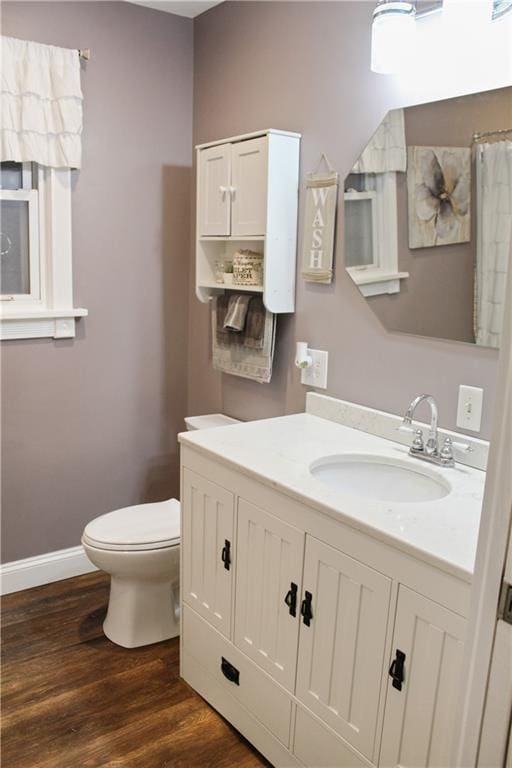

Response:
(344, 87), (512, 348)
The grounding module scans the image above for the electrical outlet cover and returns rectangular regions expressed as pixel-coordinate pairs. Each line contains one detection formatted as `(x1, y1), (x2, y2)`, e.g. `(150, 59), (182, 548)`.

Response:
(301, 349), (328, 389)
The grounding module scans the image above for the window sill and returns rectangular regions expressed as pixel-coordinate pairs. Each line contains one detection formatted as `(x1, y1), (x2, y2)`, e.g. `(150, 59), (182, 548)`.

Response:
(348, 271), (409, 297)
(1, 308), (88, 340)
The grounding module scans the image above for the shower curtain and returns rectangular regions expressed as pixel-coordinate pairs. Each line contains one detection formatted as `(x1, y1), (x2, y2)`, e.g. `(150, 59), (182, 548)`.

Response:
(475, 141), (512, 348)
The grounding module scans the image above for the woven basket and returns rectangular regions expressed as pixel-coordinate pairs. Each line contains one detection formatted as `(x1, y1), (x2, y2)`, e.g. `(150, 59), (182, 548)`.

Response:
(233, 249), (263, 286)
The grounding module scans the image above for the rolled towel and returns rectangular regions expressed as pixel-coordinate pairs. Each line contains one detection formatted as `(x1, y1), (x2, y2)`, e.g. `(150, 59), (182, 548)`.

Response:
(223, 294), (252, 332)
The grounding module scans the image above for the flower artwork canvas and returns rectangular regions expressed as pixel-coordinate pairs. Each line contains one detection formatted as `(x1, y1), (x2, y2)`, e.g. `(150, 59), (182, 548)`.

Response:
(407, 146), (471, 248)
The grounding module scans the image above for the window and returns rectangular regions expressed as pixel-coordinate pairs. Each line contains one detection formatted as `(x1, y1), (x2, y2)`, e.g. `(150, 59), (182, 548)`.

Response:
(344, 172), (408, 297)
(0, 163), (87, 340)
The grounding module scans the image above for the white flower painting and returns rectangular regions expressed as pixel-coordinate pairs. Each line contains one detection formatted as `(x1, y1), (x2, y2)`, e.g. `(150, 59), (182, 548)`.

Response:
(407, 146), (471, 248)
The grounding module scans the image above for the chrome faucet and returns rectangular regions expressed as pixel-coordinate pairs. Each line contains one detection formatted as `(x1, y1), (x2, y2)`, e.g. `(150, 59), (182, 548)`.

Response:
(400, 394), (472, 468)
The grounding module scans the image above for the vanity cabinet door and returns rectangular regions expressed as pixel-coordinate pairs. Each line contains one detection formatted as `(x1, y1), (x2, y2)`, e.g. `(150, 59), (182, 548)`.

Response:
(296, 535), (392, 761)
(379, 586), (466, 768)
(197, 143), (231, 236)
(231, 137), (268, 236)
(182, 468), (234, 638)
(234, 498), (305, 692)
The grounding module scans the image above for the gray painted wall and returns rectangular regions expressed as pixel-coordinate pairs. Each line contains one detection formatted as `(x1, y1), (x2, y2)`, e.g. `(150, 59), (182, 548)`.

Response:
(1, 2), (193, 562)
(189, 0), (499, 435)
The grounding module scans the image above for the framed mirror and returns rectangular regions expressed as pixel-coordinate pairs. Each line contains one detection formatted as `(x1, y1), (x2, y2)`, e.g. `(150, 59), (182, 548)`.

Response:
(343, 87), (512, 348)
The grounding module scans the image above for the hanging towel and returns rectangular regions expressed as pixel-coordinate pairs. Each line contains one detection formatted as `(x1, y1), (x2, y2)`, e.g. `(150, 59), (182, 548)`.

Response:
(223, 294), (252, 331)
(217, 295), (266, 350)
(212, 296), (276, 383)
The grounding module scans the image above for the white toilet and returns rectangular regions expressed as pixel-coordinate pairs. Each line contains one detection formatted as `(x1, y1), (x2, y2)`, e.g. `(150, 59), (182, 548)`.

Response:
(82, 414), (240, 648)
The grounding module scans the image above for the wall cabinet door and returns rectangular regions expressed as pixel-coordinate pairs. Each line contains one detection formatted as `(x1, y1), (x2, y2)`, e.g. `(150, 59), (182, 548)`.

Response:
(379, 586), (466, 768)
(198, 144), (231, 236)
(231, 137), (268, 236)
(234, 498), (304, 692)
(296, 536), (392, 761)
(182, 468), (234, 638)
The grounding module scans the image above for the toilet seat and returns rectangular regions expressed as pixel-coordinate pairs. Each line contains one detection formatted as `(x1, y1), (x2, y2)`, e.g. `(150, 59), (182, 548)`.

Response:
(82, 498), (180, 552)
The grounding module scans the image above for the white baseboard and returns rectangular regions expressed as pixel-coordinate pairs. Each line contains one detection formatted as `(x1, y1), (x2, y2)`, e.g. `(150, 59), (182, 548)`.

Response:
(0, 545), (98, 595)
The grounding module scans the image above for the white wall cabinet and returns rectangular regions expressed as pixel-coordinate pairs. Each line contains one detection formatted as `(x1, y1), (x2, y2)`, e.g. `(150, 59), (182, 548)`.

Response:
(195, 129), (301, 313)
(180, 449), (469, 768)
(197, 144), (232, 236)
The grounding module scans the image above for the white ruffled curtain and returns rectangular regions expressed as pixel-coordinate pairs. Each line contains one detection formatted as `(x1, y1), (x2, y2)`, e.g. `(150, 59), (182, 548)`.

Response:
(475, 141), (512, 348)
(351, 108), (407, 174)
(1, 36), (83, 168)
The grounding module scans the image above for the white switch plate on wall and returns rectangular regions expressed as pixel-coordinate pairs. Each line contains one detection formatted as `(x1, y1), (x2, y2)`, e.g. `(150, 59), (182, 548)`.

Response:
(301, 349), (328, 389)
(456, 385), (484, 432)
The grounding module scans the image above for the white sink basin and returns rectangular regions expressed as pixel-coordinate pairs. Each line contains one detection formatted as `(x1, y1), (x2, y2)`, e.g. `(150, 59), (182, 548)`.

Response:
(310, 454), (451, 503)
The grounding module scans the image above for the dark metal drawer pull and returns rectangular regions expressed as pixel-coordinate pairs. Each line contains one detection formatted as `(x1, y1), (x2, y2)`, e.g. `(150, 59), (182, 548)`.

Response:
(221, 656), (240, 685)
(301, 590), (313, 626)
(284, 582), (298, 617)
(389, 649), (406, 691)
(221, 539), (231, 571)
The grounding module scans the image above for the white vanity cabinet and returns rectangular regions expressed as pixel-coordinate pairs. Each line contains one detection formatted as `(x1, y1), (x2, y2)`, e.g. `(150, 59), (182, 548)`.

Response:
(181, 468), (234, 638)
(380, 587), (466, 767)
(180, 448), (470, 768)
(296, 536), (392, 759)
(195, 129), (301, 313)
(235, 498), (305, 692)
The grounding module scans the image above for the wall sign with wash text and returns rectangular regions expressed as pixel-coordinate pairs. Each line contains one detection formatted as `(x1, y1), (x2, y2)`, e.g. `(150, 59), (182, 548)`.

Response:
(301, 154), (339, 284)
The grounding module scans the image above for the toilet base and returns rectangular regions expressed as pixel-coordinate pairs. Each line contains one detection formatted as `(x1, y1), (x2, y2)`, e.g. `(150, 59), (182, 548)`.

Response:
(103, 576), (180, 648)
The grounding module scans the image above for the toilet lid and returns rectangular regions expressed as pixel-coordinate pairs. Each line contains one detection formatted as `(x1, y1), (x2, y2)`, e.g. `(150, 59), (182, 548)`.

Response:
(82, 498), (180, 551)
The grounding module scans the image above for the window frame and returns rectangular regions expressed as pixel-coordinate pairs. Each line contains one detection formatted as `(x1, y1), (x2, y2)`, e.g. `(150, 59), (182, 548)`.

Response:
(0, 164), (87, 340)
(1, 188), (41, 304)
(344, 171), (409, 297)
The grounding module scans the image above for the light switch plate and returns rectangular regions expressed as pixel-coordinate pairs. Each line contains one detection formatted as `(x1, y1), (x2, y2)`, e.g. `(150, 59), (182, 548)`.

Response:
(301, 349), (328, 389)
(456, 385), (483, 432)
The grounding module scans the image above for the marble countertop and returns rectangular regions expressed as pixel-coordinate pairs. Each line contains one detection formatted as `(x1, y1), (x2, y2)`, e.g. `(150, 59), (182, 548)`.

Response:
(179, 413), (486, 582)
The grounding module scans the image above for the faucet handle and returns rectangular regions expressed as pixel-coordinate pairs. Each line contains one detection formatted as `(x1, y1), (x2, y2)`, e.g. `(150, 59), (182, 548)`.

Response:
(412, 429), (425, 452)
(440, 437), (454, 462)
(441, 436), (474, 463)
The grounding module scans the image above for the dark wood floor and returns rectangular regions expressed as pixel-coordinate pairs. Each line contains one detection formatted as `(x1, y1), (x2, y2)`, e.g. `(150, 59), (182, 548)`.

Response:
(1, 572), (271, 768)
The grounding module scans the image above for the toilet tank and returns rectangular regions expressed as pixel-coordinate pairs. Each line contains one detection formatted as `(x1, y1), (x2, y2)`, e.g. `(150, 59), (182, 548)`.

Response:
(184, 414), (241, 431)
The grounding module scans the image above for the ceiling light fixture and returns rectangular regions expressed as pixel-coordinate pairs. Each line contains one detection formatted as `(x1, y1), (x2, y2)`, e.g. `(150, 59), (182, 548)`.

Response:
(371, 0), (417, 75)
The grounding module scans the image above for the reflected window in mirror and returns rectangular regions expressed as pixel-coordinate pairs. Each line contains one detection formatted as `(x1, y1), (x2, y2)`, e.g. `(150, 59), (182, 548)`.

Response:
(343, 87), (512, 348)
(344, 171), (408, 297)
(492, 0), (512, 20)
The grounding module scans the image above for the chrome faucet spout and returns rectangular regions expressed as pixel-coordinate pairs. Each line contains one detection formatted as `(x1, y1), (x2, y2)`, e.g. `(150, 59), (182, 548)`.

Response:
(401, 394), (471, 468)
(402, 394), (440, 459)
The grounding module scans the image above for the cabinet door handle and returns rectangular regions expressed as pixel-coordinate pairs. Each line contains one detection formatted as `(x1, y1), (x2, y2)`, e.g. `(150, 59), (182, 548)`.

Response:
(221, 539), (231, 570)
(221, 656), (240, 685)
(300, 590), (313, 626)
(219, 185), (227, 196)
(389, 649), (406, 691)
(284, 582), (298, 617)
